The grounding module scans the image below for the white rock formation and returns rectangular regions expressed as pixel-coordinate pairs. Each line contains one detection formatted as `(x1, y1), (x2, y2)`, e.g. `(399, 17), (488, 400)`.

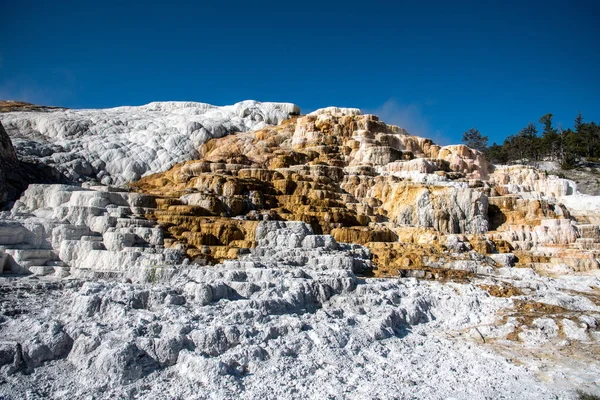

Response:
(1, 103), (599, 399)
(2, 101), (300, 185)
(307, 106), (362, 117)
(561, 194), (600, 224)
(0, 183), (183, 278)
(490, 165), (578, 198)
(1, 221), (598, 399)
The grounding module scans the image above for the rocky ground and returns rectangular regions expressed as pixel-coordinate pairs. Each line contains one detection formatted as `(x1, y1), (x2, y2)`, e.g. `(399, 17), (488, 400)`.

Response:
(1, 222), (599, 399)
(538, 161), (600, 196)
(1, 102), (599, 399)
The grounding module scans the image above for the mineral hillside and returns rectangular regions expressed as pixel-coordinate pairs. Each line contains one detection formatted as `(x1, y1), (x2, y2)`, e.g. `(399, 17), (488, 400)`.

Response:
(0, 101), (599, 399)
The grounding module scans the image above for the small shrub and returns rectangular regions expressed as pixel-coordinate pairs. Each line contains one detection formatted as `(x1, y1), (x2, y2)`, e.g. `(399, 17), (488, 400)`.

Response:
(146, 262), (166, 285)
(147, 265), (158, 284)
(561, 161), (575, 170)
(561, 154), (577, 170)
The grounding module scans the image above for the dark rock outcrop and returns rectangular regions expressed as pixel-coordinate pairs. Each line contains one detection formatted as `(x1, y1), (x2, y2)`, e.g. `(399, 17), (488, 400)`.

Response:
(0, 121), (67, 209)
(0, 121), (20, 206)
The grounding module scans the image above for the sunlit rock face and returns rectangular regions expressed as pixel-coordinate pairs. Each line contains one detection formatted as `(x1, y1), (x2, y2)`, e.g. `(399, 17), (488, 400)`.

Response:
(129, 107), (599, 277)
(1, 103), (600, 398)
(489, 165), (578, 198)
(3, 105), (598, 277)
(132, 109), (495, 267)
(1, 101), (300, 185)
(4, 220), (596, 399)
(0, 183), (183, 277)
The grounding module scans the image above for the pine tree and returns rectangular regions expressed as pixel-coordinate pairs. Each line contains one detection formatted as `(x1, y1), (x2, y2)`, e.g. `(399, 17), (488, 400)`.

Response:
(517, 122), (540, 161)
(539, 113), (559, 160)
(485, 142), (508, 164)
(461, 127), (488, 152)
(575, 112), (584, 133)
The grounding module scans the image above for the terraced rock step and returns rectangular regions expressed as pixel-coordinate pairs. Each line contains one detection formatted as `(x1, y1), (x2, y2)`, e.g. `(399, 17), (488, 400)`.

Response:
(1, 220), (598, 398)
(0, 183), (183, 278)
(1, 103), (599, 398)
(2, 101), (300, 185)
(133, 108), (599, 276)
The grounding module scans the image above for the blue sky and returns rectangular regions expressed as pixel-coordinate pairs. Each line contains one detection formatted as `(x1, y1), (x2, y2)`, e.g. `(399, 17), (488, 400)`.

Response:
(1, 0), (599, 145)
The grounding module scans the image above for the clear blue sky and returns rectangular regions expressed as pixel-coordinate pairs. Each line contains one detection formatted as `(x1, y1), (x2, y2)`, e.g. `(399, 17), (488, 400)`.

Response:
(1, 0), (599, 145)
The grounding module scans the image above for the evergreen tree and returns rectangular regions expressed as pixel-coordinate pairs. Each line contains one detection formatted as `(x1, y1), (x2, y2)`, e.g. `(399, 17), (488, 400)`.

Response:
(570, 112), (586, 158)
(457, 111), (598, 169)
(539, 113), (559, 160)
(485, 142), (508, 164)
(502, 134), (524, 161)
(516, 122), (540, 161)
(461, 127), (488, 152)
(578, 121), (600, 159)
(575, 112), (584, 133)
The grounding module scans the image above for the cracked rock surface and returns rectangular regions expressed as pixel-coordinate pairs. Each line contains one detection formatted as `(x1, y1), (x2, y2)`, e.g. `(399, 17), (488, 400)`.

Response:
(1, 222), (599, 399)
(1, 104), (600, 399)
(1, 101), (299, 185)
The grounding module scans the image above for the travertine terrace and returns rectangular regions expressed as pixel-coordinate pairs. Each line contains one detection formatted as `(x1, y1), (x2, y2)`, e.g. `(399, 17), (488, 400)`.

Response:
(134, 107), (599, 277)
(0, 102), (599, 399)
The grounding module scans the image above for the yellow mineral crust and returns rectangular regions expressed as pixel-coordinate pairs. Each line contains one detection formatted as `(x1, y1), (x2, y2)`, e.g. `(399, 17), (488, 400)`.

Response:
(132, 110), (599, 275)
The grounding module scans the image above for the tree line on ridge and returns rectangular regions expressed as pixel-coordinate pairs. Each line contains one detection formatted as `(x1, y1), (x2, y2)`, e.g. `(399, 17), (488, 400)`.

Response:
(461, 113), (600, 169)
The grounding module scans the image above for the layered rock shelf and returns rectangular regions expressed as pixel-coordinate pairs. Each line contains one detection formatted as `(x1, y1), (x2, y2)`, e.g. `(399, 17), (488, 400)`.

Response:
(0, 102), (599, 398)
(1, 101), (300, 185)
(133, 108), (599, 277)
